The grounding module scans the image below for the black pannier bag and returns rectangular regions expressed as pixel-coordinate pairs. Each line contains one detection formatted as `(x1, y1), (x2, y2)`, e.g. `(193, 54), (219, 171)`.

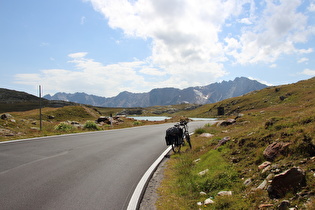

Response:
(165, 126), (183, 146)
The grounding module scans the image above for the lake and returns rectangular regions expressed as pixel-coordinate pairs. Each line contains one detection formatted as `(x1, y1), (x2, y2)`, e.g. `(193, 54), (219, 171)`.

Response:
(128, 116), (216, 121)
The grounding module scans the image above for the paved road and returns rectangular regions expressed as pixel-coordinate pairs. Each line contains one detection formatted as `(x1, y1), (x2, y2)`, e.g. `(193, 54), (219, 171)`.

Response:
(0, 121), (212, 210)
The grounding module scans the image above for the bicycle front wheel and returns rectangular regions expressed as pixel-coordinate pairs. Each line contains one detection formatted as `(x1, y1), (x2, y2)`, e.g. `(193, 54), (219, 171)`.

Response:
(185, 133), (192, 149)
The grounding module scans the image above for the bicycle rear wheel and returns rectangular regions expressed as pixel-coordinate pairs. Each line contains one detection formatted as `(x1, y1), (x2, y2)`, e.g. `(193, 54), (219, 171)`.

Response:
(171, 138), (181, 153)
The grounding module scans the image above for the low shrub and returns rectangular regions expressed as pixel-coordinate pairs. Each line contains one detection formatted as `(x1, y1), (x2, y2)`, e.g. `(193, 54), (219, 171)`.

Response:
(54, 122), (74, 132)
(194, 127), (206, 134)
(84, 121), (100, 130)
(133, 121), (143, 126)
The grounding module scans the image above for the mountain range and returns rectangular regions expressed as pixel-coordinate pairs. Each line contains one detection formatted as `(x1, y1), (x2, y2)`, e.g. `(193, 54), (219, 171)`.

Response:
(44, 77), (268, 107)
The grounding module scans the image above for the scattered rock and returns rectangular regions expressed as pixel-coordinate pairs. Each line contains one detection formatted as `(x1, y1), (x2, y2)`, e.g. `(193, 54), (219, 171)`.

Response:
(243, 178), (252, 186)
(0, 128), (15, 136)
(267, 167), (306, 199)
(204, 198), (214, 205)
(278, 200), (290, 210)
(197, 202), (203, 206)
(47, 115), (55, 119)
(263, 142), (291, 161)
(217, 191), (232, 196)
(265, 173), (274, 181)
(214, 136), (231, 149)
(200, 191), (207, 195)
(200, 133), (214, 138)
(261, 165), (271, 174)
(198, 169), (209, 176)
(257, 180), (268, 190)
(258, 161), (271, 170)
(258, 204), (273, 209)
(218, 119), (236, 126)
(193, 158), (201, 164)
(1, 113), (13, 120)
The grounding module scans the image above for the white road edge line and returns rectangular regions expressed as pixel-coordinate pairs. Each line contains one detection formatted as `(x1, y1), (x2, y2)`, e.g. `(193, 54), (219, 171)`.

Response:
(127, 146), (172, 210)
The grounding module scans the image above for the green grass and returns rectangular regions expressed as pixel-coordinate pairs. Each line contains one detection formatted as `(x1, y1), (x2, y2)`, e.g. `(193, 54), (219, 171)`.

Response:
(157, 77), (315, 209)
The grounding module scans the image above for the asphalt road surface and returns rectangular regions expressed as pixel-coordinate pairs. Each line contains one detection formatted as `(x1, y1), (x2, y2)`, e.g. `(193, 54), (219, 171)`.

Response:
(0, 121), (213, 210)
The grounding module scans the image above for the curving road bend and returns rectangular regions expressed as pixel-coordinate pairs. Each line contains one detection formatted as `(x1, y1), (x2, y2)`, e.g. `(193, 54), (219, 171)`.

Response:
(0, 121), (212, 210)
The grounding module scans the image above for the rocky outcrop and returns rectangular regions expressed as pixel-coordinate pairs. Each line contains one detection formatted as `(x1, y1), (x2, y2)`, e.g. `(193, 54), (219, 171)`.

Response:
(267, 167), (306, 199)
(214, 136), (231, 149)
(263, 142), (291, 161)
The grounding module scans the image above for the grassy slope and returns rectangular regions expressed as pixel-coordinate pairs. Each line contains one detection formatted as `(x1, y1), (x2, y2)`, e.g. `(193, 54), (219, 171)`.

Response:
(157, 77), (315, 209)
(0, 105), (184, 141)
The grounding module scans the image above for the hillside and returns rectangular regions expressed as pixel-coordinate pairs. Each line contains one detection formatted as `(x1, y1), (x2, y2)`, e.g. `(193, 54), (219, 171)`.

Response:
(157, 77), (315, 209)
(44, 77), (267, 107)
(0, 88), (78, 112)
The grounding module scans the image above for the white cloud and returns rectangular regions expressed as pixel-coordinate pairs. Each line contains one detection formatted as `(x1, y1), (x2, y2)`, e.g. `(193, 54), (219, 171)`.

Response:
(300, 69), (315, 76)
(308, 3), (315, 12)
(139, 67), (166, 76)
(298, 57), (309, 63)
(15, 54), (149, 97)
(248, 77), (273, 86)
(225, 0), (314, 64)
(86, 0), (315, 71)
(15, 0), (315, 97)
(68, 52), (88, 59)
(238, 18), (252, 25)
(86, 0), (243, 83)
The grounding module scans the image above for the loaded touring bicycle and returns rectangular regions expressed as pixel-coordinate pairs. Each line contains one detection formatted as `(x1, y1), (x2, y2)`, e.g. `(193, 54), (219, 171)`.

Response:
(165, 120), (191, 153)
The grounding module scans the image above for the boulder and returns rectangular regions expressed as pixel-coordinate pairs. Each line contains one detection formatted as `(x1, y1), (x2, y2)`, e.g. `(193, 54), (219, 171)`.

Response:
(1, 113), (13, 120)
(218, 119), (236, 126)
(263, 142), (291, 161)
(96, 116), (111, 124)
(267, 167), (306, 199)
(214, 136), (231, 149)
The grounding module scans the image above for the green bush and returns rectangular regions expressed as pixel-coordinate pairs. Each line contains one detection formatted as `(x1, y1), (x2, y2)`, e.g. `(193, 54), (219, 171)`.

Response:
(54, 122), (74, 131)
(84, 121), (100, 130)
(133, 121), (143, 126)
(195, 127), (206, 134)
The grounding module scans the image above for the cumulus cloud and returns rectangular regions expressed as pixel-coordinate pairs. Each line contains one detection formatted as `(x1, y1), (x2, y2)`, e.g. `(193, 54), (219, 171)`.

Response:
(300, 69), (315, 76)
(224, 0), (314, 64)
(87, 0), (242, 82)
(15, 53), (150, 97)
(298, 57), (309, 63)
(87, 0), (314, 71)
(308, 2), (315, 12)
(15, 0), (315, 96)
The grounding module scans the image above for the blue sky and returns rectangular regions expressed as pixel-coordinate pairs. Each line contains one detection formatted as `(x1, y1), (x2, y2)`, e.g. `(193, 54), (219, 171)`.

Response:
(1, 0), (315, 97)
